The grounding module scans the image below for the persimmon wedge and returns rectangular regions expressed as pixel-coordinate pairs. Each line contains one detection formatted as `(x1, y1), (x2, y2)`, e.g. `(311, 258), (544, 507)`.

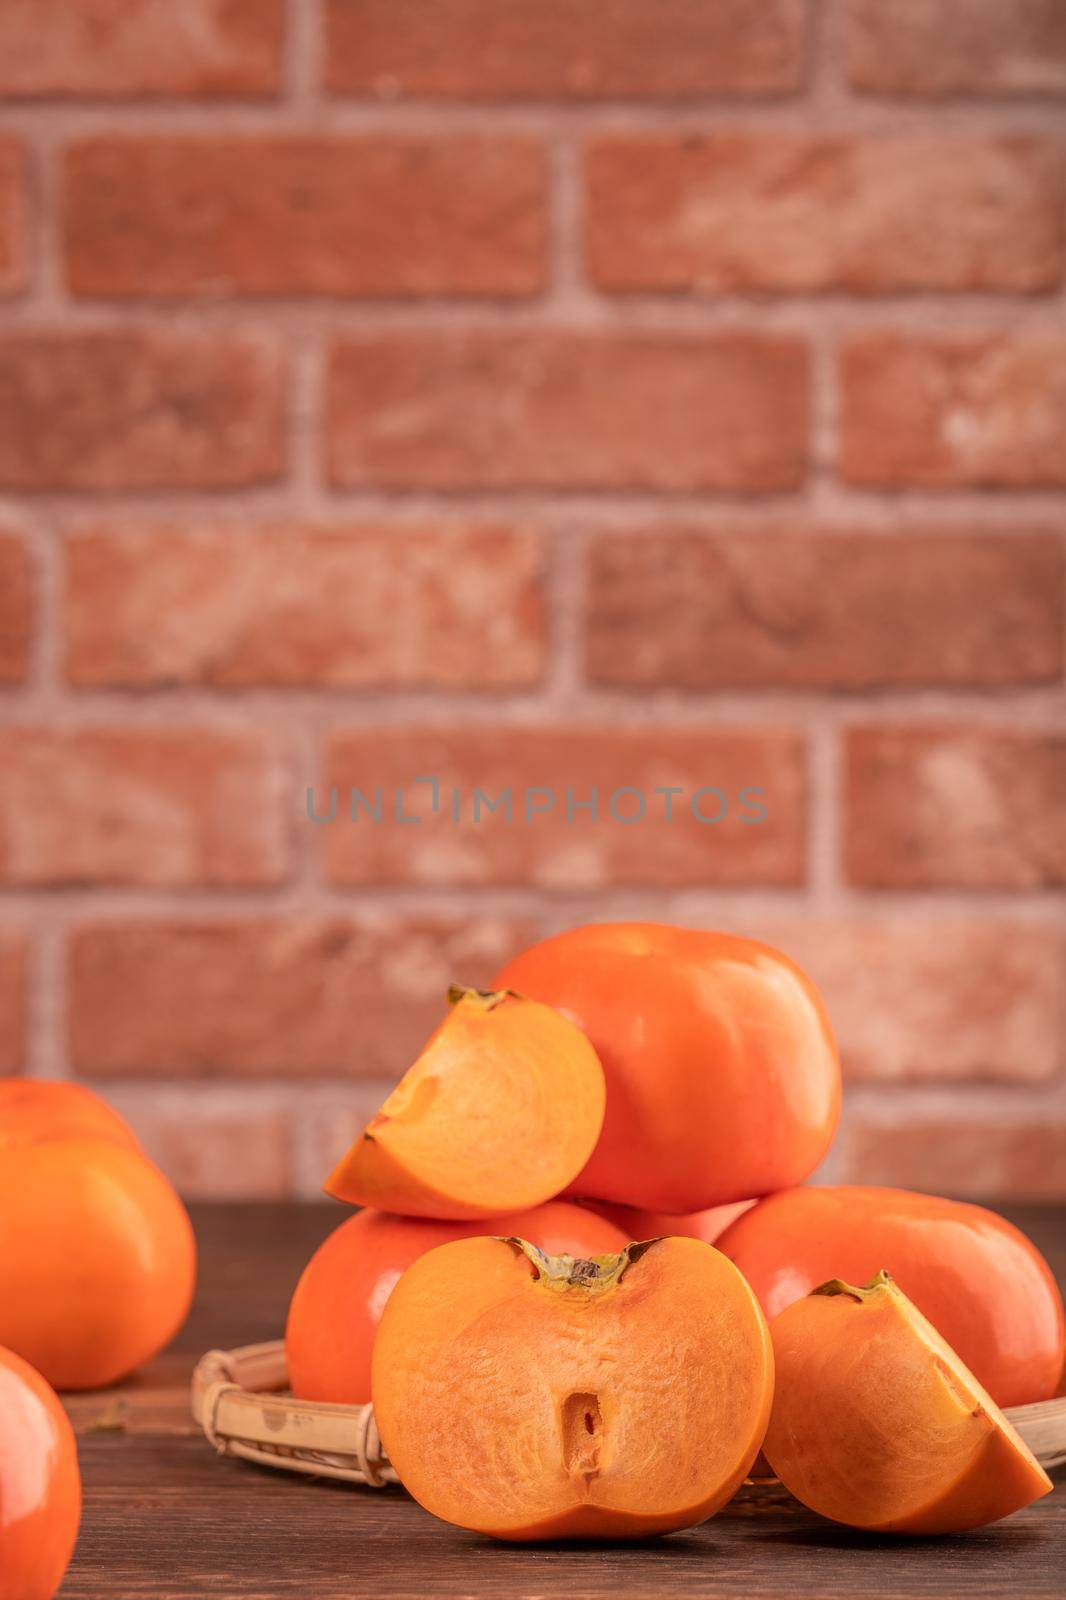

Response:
(764, 1271), (1052, 1535)
(326, 988), (606, 1220)
(372, 1235), (774, 1540)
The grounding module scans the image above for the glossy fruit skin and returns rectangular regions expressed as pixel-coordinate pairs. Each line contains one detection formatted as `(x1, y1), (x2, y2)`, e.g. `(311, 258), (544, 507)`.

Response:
(286, 1201), (629, 1404)
(582, 1199), (753, 1245)
(0, 1081), (196, 1391)
(0, 1079), (140, 1153)
(0, 1345), (81, 1600)
(495, 923), (840, 1212)
(719, 1186), (1066, 1408)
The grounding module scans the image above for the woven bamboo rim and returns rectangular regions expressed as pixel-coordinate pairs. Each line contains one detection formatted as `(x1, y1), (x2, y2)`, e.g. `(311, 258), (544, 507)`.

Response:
(192, 1340), (1066, 1489)
(191, 1342), (398, 1487)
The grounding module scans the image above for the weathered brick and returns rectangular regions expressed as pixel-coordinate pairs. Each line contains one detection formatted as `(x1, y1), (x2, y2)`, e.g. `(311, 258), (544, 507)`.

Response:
(0, 0), (282, 98)
(64, 523), (545, 689)
(585, 529), (1064, 691)
(327, 332), (809, 492)
(844, 0), (1066, 97)
(0, 729), (288, 886)
(0, 136), (25, 293)
(836, 1110), (1066, 1199)
(0, 929), (26, 1073)
(846, 727), (1066, 889)
(0, 530), (31, 683)
(0, 333), (283, 491)
(99, 1088), (293, 1197)
(69, 915), (536, 1078)
(840, 334), (1066, 489)
(65, 136), (546, 299)
(326, 0), (807, 99)
(743, 918), (1066, 1083)
(586, 135), (1064, 293)
(321, 727), (805, 888)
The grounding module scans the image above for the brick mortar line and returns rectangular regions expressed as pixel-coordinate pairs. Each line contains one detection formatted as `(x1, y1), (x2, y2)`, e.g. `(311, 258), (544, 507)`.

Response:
(2, 292), (1065, 330)
(24, 921), (67, 1080)
(287, 327), (326, 502)
(6, 883), (1065, 923)
(805, 717), (843, 905)
(540, 521), (584, 708)
(2, 686), (1066, 729)
(283, 0), (323, 107)
(839, 1080), (1066, 1118)
(545, 130), (583, 300)
(5, 489), (1066, 529)
(1, 100), (1064, 135)
(91, 1081), (1066, 1110)
(91, 1082), (1066, 1108)
(24, 128), (68, 313)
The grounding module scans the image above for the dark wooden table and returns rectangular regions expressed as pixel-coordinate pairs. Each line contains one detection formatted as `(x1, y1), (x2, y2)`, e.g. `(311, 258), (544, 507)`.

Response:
(59, 1202), (1065, 1600)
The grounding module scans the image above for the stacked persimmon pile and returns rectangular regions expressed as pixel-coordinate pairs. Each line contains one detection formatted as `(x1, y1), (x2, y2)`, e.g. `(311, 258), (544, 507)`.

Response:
(0, 923), (1062, 1596)
(287, 924), (1064, 1541)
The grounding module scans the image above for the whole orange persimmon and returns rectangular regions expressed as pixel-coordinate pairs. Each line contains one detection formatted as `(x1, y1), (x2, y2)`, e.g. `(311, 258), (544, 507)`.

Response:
(719, 1185), (1065, 1408)
(495, 923), (840, 1212)
(0, 1079), (196, 1391)
(0, 1345), (81, 1600)
(286, 1200), (629, 1404)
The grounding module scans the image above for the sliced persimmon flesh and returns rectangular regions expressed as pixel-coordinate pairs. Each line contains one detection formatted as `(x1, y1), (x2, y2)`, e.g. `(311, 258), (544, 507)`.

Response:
(763, 1270), (1052, 1534)
(372, 1234), (774, 1540)
(325, 988), (606, 1221)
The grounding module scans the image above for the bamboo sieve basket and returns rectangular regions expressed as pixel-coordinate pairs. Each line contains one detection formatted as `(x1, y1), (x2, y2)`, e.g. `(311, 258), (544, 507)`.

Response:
(192, 1340), (1066, 1490)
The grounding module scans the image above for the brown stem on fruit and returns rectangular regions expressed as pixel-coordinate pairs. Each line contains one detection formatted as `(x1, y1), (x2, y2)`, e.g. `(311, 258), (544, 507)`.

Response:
(811, 1267), (895, 1304)
(446, 985), (522, 1011)
(504, 1236), (663, 1294)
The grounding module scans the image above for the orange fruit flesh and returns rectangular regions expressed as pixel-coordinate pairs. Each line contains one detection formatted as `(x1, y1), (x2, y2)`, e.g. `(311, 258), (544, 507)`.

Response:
(764, 1273), (1052, 1535)
(372, 1234), (773, 1540)
(326, 990), (606, 1220)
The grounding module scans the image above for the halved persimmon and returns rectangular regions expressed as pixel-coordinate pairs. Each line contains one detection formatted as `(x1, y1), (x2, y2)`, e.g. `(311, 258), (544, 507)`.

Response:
(372, 1234), (773, 1540)
(326, 988), (606, 1220)
(763, 1271), (1052, 1535)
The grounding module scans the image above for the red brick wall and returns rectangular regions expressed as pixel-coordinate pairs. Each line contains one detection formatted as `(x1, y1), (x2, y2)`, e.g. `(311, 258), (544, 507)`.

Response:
(1, 0), (1064, 1199)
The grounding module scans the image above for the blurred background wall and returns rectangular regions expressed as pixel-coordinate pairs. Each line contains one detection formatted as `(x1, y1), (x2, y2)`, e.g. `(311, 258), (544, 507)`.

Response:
(0, 0), (1063, 1199)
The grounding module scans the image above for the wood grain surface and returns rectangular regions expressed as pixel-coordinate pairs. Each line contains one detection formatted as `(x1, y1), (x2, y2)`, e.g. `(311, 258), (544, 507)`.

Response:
(60, 1202), (1066, 1600)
